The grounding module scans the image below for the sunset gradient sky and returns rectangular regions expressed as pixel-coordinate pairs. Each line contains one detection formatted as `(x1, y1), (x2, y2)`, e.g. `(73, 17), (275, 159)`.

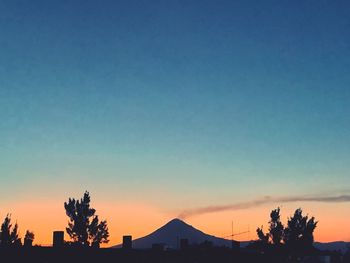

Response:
(0, 0), (350, 246)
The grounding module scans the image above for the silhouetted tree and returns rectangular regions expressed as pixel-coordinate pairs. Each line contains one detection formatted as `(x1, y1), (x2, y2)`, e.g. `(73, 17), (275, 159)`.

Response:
(256, 207), (317, 258)
(0, 214), (21, 247)
(24, 230), (35, 247)
(256, 207), (284, 245)
(283, 208), (317, 252)
(269, 207), (284, 245)
(64, 191), (109, 247)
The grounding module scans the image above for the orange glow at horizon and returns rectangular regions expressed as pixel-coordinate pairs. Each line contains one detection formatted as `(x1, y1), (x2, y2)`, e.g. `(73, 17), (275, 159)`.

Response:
(185, 203), (350, 243)
(1, 199), (349, 247)
(0, 199), (171, 247)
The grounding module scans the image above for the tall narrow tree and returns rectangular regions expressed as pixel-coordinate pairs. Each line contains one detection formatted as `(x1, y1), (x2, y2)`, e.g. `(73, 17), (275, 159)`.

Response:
(268, 207), (284, 245)
(256, 207), (284, 245)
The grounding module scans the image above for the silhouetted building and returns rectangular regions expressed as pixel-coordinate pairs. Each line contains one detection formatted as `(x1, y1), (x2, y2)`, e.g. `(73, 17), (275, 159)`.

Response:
(231, 240), (240, 251)
(24, 238), (33, 247)
(152, 243), (165, 251)
(199, 240), (213, 250)
(180, 238), (189, 250)
(122, 235), (132, 249)
(53, 231), (64, 248)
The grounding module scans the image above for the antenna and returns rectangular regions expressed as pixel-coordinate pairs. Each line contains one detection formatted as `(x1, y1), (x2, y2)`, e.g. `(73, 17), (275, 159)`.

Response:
(222, 221), (250, 240)
(248, 224), (250, 241)
(231, 221), (233, 241)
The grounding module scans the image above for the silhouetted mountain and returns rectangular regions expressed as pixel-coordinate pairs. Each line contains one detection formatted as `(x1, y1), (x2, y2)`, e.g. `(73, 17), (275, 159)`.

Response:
(113, 218), (350, 254)
(314, 241), (350, 254)
(113, 218), (234, 249)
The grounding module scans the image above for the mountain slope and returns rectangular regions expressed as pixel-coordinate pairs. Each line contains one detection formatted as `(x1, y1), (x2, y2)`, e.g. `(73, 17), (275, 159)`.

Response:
(314, 241), (349, 254)
(114, 218), (232, 249)
(112, 218), (350, 253)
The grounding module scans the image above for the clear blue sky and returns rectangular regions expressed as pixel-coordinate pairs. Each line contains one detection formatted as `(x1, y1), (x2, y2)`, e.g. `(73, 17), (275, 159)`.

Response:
(0, 0), (349, 208)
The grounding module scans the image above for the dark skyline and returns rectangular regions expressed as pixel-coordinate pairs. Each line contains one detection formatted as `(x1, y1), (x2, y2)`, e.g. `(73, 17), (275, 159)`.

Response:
(0, 0), (349, 246)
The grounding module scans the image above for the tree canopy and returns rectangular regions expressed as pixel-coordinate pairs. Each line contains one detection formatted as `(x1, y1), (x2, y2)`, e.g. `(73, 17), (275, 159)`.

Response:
(64, 191), (109, 247)
(0, 214), (21, 247)
(283, 208), (317, 251)
(256, 207), (317, 253)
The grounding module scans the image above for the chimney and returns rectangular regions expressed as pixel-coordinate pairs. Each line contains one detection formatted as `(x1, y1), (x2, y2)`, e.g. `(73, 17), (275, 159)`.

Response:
(122, 235), (132, 250)
(53, 231), (64, 248)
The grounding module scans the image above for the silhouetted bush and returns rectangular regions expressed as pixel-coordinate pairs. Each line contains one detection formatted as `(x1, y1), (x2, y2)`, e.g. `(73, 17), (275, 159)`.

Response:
(0, 214), (21, 247)
(24, 230), (35, 247)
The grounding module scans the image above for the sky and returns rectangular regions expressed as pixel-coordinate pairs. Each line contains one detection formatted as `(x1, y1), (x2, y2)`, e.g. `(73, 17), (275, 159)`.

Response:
(0, 0), (350, 246)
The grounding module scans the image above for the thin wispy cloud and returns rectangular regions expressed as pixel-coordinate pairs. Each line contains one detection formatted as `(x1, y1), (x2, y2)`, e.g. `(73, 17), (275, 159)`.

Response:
(178, 194), (350, 219)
